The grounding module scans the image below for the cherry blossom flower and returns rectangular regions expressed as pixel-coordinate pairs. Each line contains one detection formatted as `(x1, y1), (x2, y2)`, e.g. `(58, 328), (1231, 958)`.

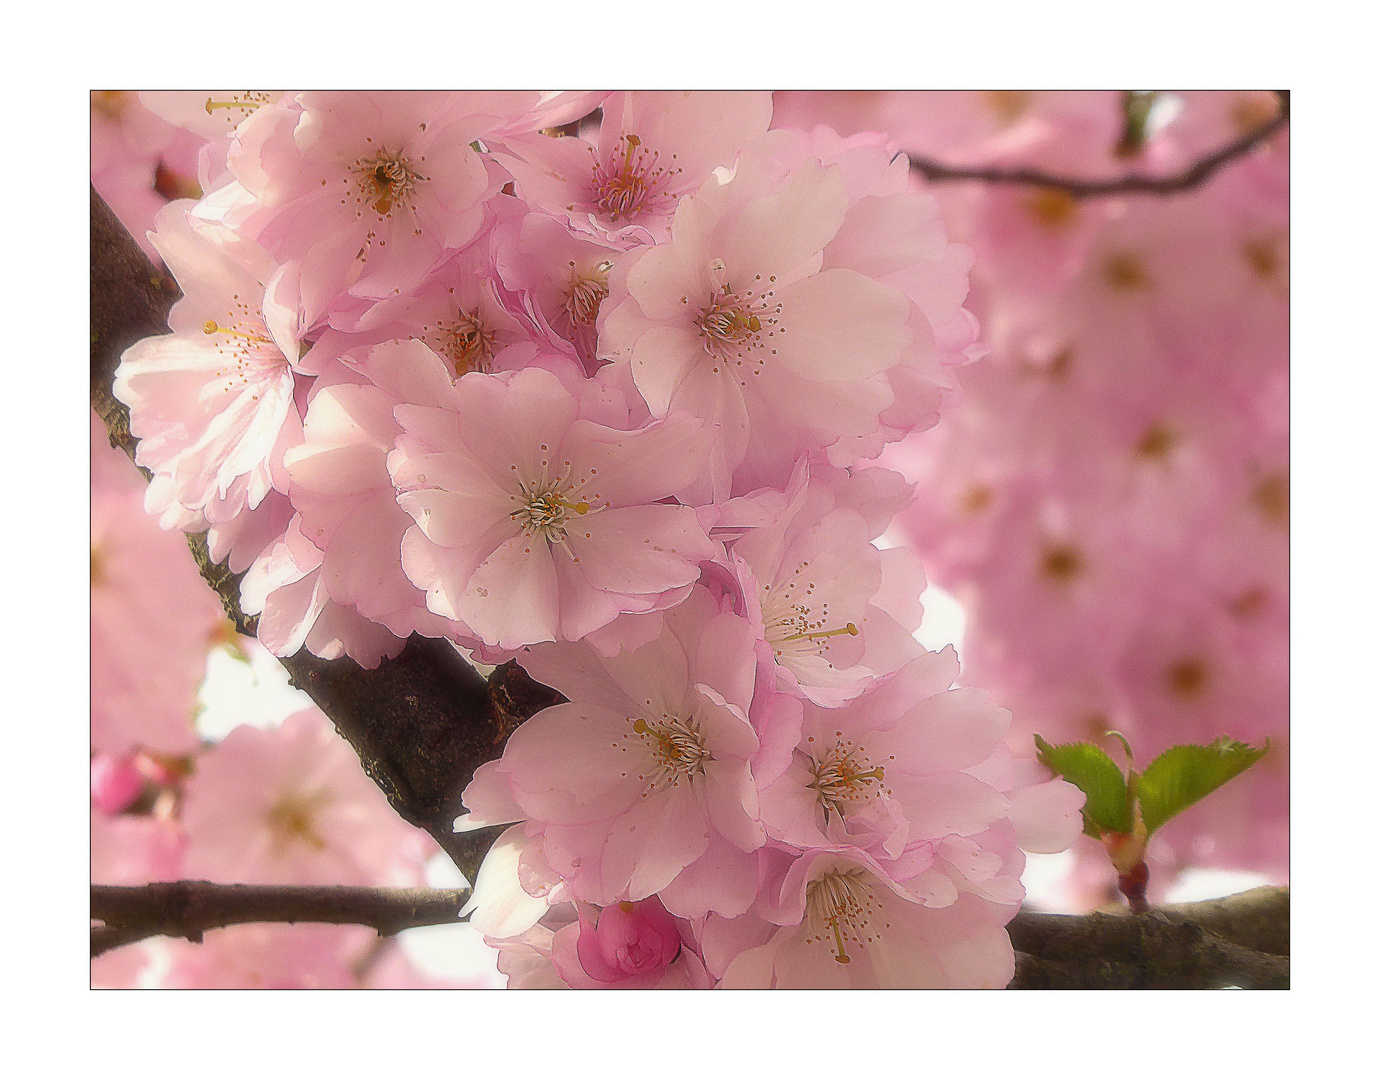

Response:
(92, 91), (203, 260)
(91, 413), (224, 756)
(459, 587), (765, 918)
(547, 897), (713, 988)
(712, 846), (1022, 988)
(91, 754), (146, 815)
(491, 205), (624, 371)
(729, 465), (924, 706)
(495, 91), (773, 249)
(600, 133), (949, 497)
(758, 649), (1017, 857)
(283, 339), (475, 643)
(161, 924), (374, 989)
(215, 92), (539, 321)
(113, 201), (308, 533)
(181, 709), (434, 886)
(389, 365), (718, 648)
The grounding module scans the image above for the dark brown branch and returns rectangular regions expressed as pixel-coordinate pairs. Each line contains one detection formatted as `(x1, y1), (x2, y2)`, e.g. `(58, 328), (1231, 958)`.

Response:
(91, 882), (469, 957)
(93, 880), (1288, 989)
(1007, 886), (1289, 988)
(91, 188), (560, 882)
(1155, 885), (1290, 956)
(908, 98), (1288, 199)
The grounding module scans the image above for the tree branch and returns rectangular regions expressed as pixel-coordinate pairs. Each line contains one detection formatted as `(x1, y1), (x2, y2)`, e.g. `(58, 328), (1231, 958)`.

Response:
(91, 882), (470, 957)
(1008, 886), (1289, 988)
(90, 188), (560, 883)
(93, 880), (1288, 989)
(908, 97), (1288, 199)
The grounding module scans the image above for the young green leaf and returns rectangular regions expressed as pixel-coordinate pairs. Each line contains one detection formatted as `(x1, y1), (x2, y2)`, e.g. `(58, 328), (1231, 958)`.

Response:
(1034, 736), (1133, 835)
(1136, 737), (1270, 836)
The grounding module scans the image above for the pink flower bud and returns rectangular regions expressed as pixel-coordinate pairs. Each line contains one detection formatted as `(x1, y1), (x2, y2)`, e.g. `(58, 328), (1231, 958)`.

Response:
(91, 754), (145, 815)
(574, 899), (682, 984)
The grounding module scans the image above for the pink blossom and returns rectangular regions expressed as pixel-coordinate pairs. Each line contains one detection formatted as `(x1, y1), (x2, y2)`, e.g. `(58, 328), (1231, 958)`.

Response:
(389, 365), (718, 648)
(491, 205), (624, 370)
(113, 201), (307, 533)
(550, 896), (712, 988)
(283, 339), (473, 642)
(758, 649), (1018, 857)
(218, 92), (537, 321)
(92, 91), (203, 260)
(772, 91), (1127, 171)
(481, 899), (713, 988)
(238, 513), (407, 667)
(181, 709), (434, 886)
(330, 234), (554, 378)
(599, 134), (921, 497)
(729, 465), (924, 706)
(496, 91), (772, 248)
(461, 587), (765, 918)
(713, 847), (1020, 988)
(161, 924), (374, 988)
(91, 809), (187, 886)
(91, 412), (224, 756)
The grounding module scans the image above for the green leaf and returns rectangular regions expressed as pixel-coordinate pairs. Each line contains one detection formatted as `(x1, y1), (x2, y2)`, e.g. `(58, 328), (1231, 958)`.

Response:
(1136, 737), (1270, 836)
(1034, 736), (1132, 835)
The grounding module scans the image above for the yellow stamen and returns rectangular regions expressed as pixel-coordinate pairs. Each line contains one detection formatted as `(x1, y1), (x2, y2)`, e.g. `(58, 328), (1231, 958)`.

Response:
(831, 921), (852, 964)
(780, 622), (858, 643)
(204, 97), (266, 115)
(203, 320), (273, 346)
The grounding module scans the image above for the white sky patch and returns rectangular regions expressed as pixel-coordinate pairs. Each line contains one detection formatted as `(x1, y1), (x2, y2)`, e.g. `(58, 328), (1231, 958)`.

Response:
(1164, 868), (1272, 904)
(914, 583), (967, 655)
(194, 637), (312, 740)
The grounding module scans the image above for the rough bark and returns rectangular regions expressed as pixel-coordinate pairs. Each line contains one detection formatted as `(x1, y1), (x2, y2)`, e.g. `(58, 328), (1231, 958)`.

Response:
(1008, 890), (1290, 989)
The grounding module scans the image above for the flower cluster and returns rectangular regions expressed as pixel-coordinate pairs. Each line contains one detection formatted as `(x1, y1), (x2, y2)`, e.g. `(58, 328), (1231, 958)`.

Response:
(108, 91), (1084, 987)
(786, 91), (1288, 896)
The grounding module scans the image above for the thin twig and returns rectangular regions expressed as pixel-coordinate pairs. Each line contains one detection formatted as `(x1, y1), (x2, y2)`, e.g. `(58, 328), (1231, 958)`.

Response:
(909, 101), (1288, 199)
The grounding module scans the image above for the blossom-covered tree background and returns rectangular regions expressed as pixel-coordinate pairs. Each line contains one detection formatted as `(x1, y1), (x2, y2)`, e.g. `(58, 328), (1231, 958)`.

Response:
(90, 89), (1287, 989)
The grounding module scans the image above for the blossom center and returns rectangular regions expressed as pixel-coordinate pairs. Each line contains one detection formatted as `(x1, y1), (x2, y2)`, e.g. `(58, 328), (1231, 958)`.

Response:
(805, 869), (878, 965)
(510, 478), (590, 543)
(630, 714), (713, 786)
(439, 310), (495, 375)
(265, 791), (330, 854)
(353, 150), (423, 217)
(809, 740), (887, 823)
(1167, 657), (1210, 699)
(694, 262), (782, 375)
(565, 262), (612, 326)
(1025, 187), (1079, 229)
(1251, 471), (1288, 528)
(592, 134), (680, 222)
(1040, 543), (1083, 584)
(91, 91), (129, 120)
